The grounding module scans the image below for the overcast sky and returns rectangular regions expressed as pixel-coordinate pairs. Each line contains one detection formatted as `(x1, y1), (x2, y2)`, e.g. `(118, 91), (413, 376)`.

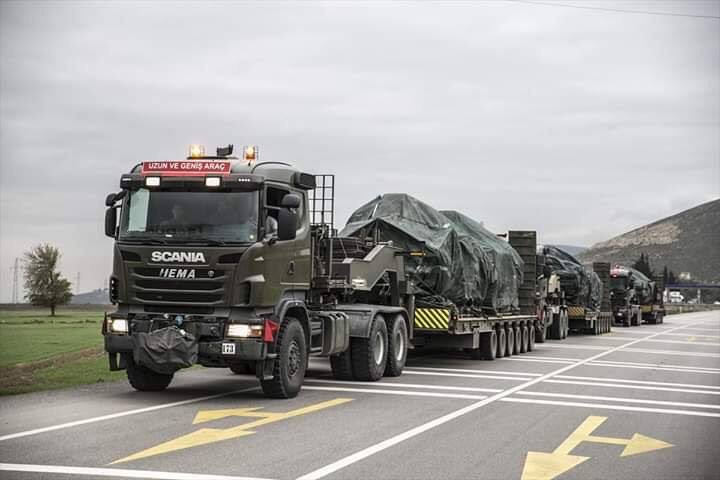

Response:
(1, 0), (718, 301)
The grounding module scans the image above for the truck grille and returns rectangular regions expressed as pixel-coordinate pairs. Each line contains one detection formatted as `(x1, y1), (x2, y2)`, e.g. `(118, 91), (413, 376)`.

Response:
(129, 267), (227, 305)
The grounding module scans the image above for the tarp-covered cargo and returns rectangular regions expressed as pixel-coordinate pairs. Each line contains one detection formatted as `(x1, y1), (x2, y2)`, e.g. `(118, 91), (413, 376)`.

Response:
(541, 245), (601, 311)
(339, 194), (523, 314)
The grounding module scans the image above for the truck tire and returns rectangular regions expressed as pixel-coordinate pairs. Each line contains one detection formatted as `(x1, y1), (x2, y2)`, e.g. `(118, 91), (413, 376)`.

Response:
(549, 313), (562, 340)
(261, 317), (307, 399)
(127, 361), (174, 392)
(330, 350), (354, 380)
(496, 327), (506, 358)
(520, 325), (529, 353)
(229, 362), (256, 375)
(631, 310), (639, 327)
(385, 315), (408, 377)
(513, 326), (522, 354)
(480, 330), (497, 360)
(562, 312), (569, 339)
(528, 326), (536, 351)
(536, 323), (547, 343)
(505, 327), (514, 356)
(351, 314), (388, 381)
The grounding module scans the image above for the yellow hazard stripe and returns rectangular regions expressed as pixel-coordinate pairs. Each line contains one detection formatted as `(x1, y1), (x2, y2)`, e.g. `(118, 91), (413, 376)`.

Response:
(568, 306), (585, 318)
(414, 308), (450, 330)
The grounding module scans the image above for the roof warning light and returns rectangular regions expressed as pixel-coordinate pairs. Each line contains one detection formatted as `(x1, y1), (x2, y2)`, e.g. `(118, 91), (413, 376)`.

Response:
(188, 144), (205, 158)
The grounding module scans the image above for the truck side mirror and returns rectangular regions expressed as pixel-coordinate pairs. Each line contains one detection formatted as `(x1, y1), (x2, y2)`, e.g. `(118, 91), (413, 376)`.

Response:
(281, 193), (301, 209)
(105, 193), (117, 207)
(105, 207), (118, 238)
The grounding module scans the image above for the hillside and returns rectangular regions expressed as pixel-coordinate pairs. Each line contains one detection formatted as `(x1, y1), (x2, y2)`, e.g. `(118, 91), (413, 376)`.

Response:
(578, 199), (720, 283)
(70, 289), (109, 305)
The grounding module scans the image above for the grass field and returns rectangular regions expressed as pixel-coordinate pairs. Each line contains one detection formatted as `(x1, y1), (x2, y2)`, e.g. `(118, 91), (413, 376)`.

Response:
(0, 307), (125, 395)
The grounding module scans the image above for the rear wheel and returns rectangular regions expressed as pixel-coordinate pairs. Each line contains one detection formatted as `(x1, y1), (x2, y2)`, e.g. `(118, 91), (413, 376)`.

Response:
(520, 325), (529, 353)
(127, 361), (174, 392)
(496, 327), (506, 358)
(480, 330), (497, 360)
(385, 315), (408, 377)
(535, 321), (547, 343)
(351, 314), (388, 381)
(528, 326), (536, 351)
(549, 313), (562, 340)
(561, 311), (569, 338)
(260, 317), (307, 398)
(505, 327), (515, 356)
(513, 326), (522, 354)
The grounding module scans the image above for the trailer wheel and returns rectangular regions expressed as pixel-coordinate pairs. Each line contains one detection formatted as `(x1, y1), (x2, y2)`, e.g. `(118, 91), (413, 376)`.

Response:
(512, 326), (521, 354)
(561, 311), (569, 339)
(631, 310), (639, 327)
(535, 322), (547, 343)
(352, 314), (388, 381)
(261, 317), (307, 399)
(330, 350), (354, 380)
(127, 361), (174, 392)
(496, 327), (506, 358)
(549, 313), (562, 340)
(528, 326), (536, 351)
(505, 327), (514, 356)
(384, 315), (408, 377)
(520, 325), (529, 353)
(467, 330), (497, 360)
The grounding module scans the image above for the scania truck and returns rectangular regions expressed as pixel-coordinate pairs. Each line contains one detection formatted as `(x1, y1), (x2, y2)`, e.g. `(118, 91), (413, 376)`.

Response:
(103, 145), (415, 398)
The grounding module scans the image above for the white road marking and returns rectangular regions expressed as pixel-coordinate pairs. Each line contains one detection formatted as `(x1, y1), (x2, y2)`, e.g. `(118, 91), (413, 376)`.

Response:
(516, 390), (720, 409)
(542, 343), (720, 358)
(406, 366), (542, 377)
(640, 338), (720, 346)
(657, 332), (720, 339)
(500, 397), (720, 418)
(680, 328), (720, 333)
(0, 463), (273, 480)
(303, 386), (486, 400)
(544, 379), (720, 395)
(305, 379), (503, 393)
(555, 374), (720, 390)
(500, 357), (575, 365)
(295, 316), (705, 480)
(403, 370), (533, 381)
(539, 344), (613, 350)
(0, 386), (259, 442)
(587, 362), (720, 375)
(585, 358), (720, 372)
(505, 355), (583, 362)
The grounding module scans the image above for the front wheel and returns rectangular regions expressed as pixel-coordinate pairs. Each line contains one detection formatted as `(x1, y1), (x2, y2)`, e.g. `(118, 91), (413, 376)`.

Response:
(384, 315), (408, 377)
(261, 317), (307, 399)
(127, 361), (174, 392)
(352, 314), (388, 381)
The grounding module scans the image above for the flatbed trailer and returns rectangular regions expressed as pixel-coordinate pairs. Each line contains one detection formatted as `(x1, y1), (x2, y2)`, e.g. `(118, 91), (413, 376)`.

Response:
(409, 230), (544, 360)
(566, 262), (613, 335)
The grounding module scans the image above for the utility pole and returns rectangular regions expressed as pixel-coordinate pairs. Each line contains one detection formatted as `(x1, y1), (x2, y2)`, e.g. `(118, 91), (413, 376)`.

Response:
(10, 257), (20, 304)
(76, 272), (81, 295)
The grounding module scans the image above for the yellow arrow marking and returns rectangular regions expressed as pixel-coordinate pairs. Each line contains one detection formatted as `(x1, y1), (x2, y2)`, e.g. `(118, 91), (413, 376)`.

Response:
(111, 397), (352, 464)
(521, 416), (673, 480)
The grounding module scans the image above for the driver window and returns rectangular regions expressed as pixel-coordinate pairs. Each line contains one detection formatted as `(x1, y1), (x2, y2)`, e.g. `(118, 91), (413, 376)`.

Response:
(265, 187), (288, 238)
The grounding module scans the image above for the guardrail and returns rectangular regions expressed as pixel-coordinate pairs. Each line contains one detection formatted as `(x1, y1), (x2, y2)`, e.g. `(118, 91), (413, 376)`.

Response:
(665, 304), (720, 315)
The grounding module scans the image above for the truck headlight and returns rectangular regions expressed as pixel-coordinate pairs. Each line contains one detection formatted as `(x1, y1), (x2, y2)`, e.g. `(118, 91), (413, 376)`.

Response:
(110, 319), (128, 333)
(227, 323), (263, 338)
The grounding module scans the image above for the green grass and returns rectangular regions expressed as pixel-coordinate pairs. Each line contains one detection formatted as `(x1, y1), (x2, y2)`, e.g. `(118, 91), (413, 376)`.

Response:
(0, 311), (105, 367)
(0, 308), (124, 395)
(1, 355), (126, 396)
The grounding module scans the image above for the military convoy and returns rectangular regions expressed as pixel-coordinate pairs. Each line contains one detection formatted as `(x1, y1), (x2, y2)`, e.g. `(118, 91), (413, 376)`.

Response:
(101, 144), (655, 399)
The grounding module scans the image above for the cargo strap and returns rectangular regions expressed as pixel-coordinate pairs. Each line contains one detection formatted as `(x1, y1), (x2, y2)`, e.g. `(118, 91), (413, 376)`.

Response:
(414, 308), (450, 330)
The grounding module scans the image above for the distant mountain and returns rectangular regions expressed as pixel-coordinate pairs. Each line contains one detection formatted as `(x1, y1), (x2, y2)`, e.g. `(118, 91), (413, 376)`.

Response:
(70, 289), (109, 305)
(578, 199), (720, 283)
(551, 245), (587, 256)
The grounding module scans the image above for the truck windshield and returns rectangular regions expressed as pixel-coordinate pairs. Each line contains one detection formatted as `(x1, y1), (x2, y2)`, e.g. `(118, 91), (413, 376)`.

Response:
(120, 189), (259, 243)
(610, 277), (627, 291)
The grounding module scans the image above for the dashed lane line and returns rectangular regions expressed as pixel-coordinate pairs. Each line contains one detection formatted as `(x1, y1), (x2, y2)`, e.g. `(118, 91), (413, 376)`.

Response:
(555, 374), (720, 390)
(295, 316), (706, 480)
(0, 386), (259, 443)
(503, 356), (720, 374)
(302, 386), (487, 400)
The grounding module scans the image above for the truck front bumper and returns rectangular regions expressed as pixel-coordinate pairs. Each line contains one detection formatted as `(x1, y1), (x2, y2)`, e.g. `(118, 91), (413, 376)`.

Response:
(105, 334), (269, 363)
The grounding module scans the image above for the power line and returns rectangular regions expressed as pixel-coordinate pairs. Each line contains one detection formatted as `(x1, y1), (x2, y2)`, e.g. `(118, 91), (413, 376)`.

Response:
(504, 0), (720, 19)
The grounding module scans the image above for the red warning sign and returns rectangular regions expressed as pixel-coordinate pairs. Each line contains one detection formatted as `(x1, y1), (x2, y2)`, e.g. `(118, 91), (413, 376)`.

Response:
(141, 161), (232, 176)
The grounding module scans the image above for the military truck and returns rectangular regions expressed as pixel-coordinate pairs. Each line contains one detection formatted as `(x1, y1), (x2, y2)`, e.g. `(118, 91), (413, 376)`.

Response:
(535, 253), (566, 341)
(610, 265), (644, 326)
(103, 145), (415, 398)
(643, 274), (666, 324)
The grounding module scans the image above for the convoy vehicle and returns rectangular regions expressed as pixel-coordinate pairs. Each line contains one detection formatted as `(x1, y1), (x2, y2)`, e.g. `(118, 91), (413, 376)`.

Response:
(565, 263), (612, 335)
(643, 274), (666, 324)
(103, 145), (414, 398)
(102, 144), (558, 398)
(610, 265), (646, 326)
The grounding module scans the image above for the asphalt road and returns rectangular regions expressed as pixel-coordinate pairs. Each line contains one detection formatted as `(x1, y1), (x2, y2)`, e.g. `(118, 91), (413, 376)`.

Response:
(1, 310), (719, 480)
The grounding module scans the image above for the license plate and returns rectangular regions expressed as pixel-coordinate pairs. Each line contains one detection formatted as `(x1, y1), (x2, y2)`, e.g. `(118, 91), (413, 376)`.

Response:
(222, 343), (236, 355)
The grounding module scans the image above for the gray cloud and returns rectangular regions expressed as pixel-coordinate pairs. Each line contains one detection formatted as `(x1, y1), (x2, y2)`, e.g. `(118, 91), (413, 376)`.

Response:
(1, 0), (719, 300)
